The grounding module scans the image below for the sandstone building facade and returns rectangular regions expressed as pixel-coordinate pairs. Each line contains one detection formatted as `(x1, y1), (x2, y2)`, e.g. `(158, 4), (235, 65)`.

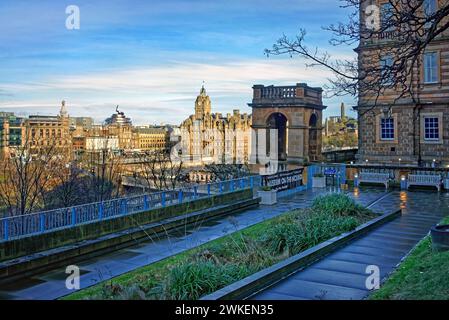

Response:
(356, 0), (449, 166)
(25, 101), (71, 156)
(180, 85), (252, 165)
(249, 83), (326, 164)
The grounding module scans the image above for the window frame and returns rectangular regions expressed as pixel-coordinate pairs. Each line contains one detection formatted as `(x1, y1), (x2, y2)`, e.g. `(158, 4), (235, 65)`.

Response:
(423, 0), (438, 17)
(380, 117), (395, 141)
(380, 2), (395, 32)
(376, 112), (398, 144)
(380, 54), (394, 86)
(420, 112), (443, 145)
(423, 51), (440, 84)
(423, 117), (439, 141)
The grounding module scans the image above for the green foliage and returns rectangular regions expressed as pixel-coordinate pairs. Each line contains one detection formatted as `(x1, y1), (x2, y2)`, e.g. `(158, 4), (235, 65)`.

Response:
(312, 193), (370, 217)
(323, 132), (358, 149)
(261, 200), (362, 256)
(160, 260), (248, 300)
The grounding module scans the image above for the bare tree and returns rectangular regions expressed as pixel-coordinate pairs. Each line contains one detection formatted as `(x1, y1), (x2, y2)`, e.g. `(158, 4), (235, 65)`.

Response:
(138, 146), (185, 191)
(82, 149), (123, 202)
(42, 158), (85, 209)
(265, 0), (449, 115)
(0, 134), (59, 216)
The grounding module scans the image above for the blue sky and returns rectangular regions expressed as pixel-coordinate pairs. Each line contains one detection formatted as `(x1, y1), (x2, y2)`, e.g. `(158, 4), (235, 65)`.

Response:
(0, 0), (357, 125)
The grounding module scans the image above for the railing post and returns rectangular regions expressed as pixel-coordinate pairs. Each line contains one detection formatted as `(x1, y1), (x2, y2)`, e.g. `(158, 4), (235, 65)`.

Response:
(161, 192), (166, 207)
(144, 195), (149, 210)
(250, 176), (254, 188)
(39, 213), (45, 233)
(178, 190), (183, 204)
(219, 182), (223, 194)
(207, 184), (211, 196)
(99, 202), (104, 220)
(230, 180), (234, 192)
(3, 219), (9, 241)
(121, 199), (128, 215)
(240, 179), (244, 189)
(194, 186), (198, 199)
(71, 207), (76, 226)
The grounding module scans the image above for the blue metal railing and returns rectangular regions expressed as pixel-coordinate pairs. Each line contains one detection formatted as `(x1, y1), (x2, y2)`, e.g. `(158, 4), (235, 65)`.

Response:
(309, 164), (347, 187)
(0, 176), (257, 242)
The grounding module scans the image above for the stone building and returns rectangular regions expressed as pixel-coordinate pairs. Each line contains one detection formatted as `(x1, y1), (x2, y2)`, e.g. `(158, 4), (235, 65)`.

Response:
(356, 0), (449, 166)
(249, 83), (326, 164)
(180, 85), (252, 165)
(132, 126), (169, 151)
(24, 101), (71, 156)
(0, 112), (25, 158)
(70, 117), (94, 130)
(102, 106), (133, 151)
(85, 136), (119, 152)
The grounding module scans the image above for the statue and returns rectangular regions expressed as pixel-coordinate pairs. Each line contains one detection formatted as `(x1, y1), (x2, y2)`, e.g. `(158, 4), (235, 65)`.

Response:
(116, 105), (124, 116)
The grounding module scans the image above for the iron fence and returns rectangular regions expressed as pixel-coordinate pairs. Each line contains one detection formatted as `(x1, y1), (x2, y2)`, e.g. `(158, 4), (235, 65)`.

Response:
(0, 176), (257, 242)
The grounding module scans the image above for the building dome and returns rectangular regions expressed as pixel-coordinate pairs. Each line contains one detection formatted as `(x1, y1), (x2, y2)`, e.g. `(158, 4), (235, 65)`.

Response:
(105, 105), (132, 126)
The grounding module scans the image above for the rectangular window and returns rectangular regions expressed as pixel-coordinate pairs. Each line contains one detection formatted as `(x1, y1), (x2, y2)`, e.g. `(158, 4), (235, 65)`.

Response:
(381, 118), (394, 140)
(424, 0), (437, 17)
(424, 52), (439, 83)
(381, 3), (395, 31)
(381, 55), (394, 85)
(424, 117), (439, 140)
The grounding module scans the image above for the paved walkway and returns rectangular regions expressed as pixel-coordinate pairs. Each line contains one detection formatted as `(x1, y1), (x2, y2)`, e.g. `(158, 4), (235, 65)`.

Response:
(252, 190), (449, 300)
(0, 186), (386, 300)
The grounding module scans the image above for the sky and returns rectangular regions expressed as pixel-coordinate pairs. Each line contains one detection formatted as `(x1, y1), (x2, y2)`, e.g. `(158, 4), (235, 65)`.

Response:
(0, 0), (357, 125)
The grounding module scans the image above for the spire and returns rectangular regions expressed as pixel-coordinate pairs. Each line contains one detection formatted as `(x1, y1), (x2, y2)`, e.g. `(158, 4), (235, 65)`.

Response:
(60, 100), (68, 118)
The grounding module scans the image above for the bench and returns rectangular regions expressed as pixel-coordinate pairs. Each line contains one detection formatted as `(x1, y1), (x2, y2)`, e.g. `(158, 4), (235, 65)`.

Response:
(358, 172), (390, 189)
(407, 174), (441, 191)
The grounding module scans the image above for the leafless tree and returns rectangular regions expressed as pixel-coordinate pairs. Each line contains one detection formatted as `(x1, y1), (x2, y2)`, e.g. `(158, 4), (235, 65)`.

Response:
(265, 0), (449, 115)
(42, 158), (85, 209)
(138, 146), (185, 191)
(0, 134), (59, 216)
(81, 149), (123, 202)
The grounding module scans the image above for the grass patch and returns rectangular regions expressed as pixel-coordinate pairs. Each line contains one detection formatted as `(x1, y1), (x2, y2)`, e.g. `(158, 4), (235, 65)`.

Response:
(370, 216), (449, 300)
(65, 193), (376, 300)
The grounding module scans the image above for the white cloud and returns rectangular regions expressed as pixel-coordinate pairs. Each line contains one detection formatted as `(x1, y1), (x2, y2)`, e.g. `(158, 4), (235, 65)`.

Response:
(0, 57), (357, 124)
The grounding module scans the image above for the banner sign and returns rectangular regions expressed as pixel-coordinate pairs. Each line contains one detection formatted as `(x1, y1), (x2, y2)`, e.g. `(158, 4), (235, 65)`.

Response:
(324, 168), (337, 176)
(262, 168), (304, 192)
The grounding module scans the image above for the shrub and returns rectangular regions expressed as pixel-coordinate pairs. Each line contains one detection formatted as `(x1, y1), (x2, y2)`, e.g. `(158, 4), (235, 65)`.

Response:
(312, 193), (368, 217)
(160, 259), (248, 300)
(260, 214), (304, 255)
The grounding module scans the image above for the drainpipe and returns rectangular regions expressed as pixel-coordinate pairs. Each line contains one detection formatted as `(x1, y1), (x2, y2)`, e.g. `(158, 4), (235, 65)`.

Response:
(415, 103), (422, 167)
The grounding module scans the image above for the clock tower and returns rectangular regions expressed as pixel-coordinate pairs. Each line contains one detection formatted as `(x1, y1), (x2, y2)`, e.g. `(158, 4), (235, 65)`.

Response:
(194, 84), (211, 120)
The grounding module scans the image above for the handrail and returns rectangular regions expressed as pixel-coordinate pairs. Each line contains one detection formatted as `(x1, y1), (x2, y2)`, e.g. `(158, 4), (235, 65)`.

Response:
(0, 175), (259, 242)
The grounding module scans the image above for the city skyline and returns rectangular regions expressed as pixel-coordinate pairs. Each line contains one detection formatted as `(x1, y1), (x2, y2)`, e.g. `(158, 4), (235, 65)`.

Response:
(0, 0), (356, 125)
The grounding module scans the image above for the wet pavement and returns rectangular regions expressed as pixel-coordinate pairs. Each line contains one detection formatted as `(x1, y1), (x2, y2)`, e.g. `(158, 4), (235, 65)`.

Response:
(251, 190), (449, 300)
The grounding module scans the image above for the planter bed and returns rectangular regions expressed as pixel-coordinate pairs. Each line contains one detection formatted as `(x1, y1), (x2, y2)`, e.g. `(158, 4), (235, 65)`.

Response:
(65, 193), (377, 300)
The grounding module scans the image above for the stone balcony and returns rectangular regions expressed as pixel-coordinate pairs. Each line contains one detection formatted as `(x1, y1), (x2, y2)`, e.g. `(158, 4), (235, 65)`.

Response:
(249, 83), (325, 110)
